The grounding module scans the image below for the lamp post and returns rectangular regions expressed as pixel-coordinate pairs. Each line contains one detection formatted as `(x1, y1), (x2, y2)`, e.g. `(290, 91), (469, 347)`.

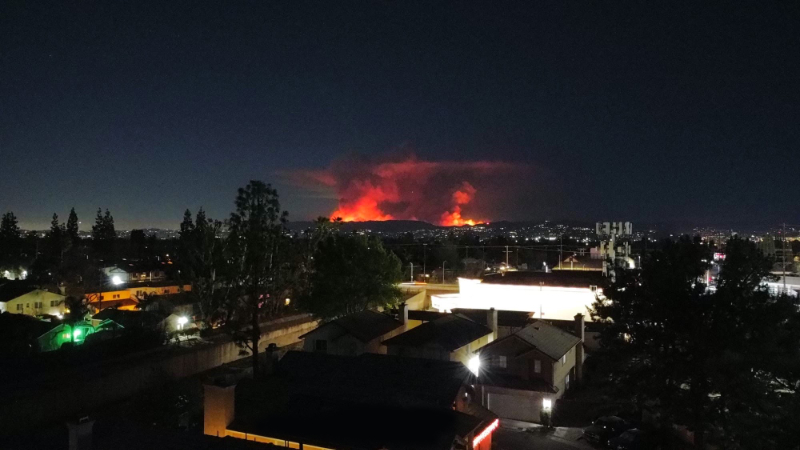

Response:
(423, 244), (427, 277)
(442, 261), (446, 284)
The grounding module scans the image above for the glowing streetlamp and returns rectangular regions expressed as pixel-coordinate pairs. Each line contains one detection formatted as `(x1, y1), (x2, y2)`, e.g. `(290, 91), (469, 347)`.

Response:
(468, 355), (481, 376)
(177, 316), (189, 330)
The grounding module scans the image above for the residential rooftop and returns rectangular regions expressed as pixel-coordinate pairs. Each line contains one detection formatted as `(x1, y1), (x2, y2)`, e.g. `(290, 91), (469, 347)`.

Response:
(382, 314), (492, 351)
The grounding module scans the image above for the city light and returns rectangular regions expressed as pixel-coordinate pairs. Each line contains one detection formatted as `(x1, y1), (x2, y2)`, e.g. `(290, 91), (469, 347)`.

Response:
(542, 398), (552, 411)
(177, 316), (189, 330)
(468, 355), (481, 376)
(111, 275), (123, 285)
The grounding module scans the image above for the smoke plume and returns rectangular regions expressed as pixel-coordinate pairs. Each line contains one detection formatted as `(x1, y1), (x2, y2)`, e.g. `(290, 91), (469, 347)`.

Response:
(290, 153), (525, 226)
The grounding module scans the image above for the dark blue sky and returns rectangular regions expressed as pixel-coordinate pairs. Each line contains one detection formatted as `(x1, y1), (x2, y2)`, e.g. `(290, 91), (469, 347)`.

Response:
(2, 1), (798, 229)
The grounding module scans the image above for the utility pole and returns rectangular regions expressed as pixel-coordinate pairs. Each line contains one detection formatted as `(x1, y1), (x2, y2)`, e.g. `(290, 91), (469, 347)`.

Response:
(504, 245), (511, 269)
(423, 244), (427, 277)
(442, 261), (446, 284)
(410, 263), (414, 282)
(783, 223), (788, 293)
(559, 234), (563, 270)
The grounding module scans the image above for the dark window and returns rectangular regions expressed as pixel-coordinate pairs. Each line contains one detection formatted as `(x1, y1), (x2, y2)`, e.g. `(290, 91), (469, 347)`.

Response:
(534, 359), (541, 373)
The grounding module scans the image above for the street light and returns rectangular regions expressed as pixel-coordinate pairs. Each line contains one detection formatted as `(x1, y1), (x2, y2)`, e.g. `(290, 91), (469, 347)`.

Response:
(177, 316), (189, 330)
(468, 355), (481, 376)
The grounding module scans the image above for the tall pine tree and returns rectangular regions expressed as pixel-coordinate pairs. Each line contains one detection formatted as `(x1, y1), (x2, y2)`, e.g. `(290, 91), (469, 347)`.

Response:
(65, 207), (79, 243)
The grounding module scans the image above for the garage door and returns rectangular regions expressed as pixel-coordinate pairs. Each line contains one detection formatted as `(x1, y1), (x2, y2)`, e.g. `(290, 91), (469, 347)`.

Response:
(487, 392), (541, 422)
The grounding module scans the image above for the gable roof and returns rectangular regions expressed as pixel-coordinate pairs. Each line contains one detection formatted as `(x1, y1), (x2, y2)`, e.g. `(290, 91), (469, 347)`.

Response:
(0, 281), (38, 303)
(512, 320), (581, 360)
(299, 310), (403, 342)
(408, 309), (532, 329)
(277, 351), (470, 409)
(382, 314), (492, 351)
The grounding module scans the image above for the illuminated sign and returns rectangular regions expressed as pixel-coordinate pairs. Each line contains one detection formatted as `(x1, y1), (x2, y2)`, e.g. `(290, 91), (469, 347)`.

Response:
(472, 418), (499, 448)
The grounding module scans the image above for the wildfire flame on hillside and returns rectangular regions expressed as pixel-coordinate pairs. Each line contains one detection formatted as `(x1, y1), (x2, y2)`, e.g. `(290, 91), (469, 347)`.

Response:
(291, 154), (521, 226)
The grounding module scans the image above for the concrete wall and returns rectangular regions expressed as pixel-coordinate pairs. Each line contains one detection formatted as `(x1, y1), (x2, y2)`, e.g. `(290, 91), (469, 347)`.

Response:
(0, 315), (318, 436)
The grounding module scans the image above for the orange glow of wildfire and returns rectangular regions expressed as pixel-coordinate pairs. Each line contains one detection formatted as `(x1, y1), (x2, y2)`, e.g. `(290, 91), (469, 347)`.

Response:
(439, 182), (483, 226)
(293, 155), (513, 226)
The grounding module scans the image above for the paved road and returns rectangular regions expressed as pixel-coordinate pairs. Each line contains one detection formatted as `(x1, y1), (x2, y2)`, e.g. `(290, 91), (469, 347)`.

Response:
(494, 423), (594, 450)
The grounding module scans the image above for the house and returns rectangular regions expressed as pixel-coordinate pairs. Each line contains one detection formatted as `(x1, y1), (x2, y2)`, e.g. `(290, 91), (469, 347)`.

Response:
(204, 351), (499, 450)
(0, 312), (59, 354)
(408, 308), (532, 340)
(86, 282), (192, 312)
(432, 271), (604, 321)
(37, 319), (124, 352)
(475, 314), (586, 423)
(382, 312), (495, 366)
(0, 280), (66, 317)
(91, 308), (161, 330)
(103, 262), (166, 285)
(299, 308), (405, 355)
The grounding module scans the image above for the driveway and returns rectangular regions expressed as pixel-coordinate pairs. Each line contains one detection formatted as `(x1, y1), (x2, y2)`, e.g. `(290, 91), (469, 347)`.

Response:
(494, 420), (593, 450)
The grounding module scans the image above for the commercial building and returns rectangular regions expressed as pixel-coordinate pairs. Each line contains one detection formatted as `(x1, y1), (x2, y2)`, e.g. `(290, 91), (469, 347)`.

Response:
(432, 271), (604, 321)
(204, 351), (499, 450)
(475, 315), (586, 423)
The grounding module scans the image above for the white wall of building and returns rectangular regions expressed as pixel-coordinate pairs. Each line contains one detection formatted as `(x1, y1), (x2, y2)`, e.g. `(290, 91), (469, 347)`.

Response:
(431, 278), (599, 321)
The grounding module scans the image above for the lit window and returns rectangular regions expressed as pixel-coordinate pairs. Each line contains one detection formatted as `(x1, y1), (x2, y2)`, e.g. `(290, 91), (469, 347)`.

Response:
(16, 304), (23, 311)
(534, 359), (541, 373)
(314, 340), (327, 353)
(498, 355), (507, 368)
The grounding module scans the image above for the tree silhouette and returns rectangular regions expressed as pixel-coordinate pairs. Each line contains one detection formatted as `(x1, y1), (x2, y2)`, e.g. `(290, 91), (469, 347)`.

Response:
(592, 236), (800, 448)
(301, 233), (403, 319)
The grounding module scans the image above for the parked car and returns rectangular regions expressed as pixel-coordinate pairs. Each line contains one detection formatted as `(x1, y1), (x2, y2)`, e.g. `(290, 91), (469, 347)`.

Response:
(609, 428), (662, 450)
(583, 416), (630, 447)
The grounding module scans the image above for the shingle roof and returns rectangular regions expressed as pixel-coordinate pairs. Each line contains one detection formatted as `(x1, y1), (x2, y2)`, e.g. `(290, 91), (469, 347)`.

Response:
(0, 280), (38, 303)
(513, 320), (581, 360)
(299, 310), (403, 342)
(334, 310), (404, 342)
(382, 314), (492, 351)
(277, 351), (470, 409)
(482, 270), (605, 288)
(408, 309), (532, 329)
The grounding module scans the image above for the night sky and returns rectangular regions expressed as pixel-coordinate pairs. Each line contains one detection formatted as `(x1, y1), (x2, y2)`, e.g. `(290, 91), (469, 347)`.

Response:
(2, 1), (798, 230)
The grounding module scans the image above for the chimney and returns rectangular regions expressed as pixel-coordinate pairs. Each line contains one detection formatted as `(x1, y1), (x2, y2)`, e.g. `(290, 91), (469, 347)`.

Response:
(487, 308), (498, 342)
(401, 302), (409, 329)
(204, 380), (236, 438)
(67, 416), (94, 450)
(574, 313), (585, 384)
(264, 343), (280, 376)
